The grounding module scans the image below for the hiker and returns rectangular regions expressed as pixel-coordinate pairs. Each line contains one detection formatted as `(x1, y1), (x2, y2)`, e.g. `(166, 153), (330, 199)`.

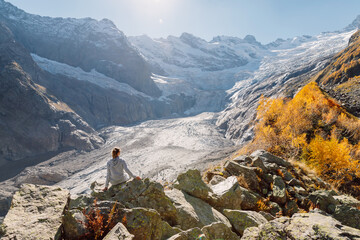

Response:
(103, 147), (140, 191)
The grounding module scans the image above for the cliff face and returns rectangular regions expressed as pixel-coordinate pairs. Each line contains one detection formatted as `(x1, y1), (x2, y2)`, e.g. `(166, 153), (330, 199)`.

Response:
(316, 30), (360, 117)
(0, 0), (160, 97)
(0, 23), (103, 163)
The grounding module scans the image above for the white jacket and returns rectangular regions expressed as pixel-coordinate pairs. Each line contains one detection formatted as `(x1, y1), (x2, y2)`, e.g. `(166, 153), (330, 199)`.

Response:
(105, 157), (135, 188)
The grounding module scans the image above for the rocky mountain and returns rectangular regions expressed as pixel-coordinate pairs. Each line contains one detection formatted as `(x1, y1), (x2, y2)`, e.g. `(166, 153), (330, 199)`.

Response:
(315, 30), (360, 117)
(0, 0), (198, 166)
(1, 150), (360, 239)
(0, 0), (160, 97)
(130, 26), (358, 142)
(216, 30), (355, 142)
(0, 22), (103, 165)
(1, 1), (360, 238)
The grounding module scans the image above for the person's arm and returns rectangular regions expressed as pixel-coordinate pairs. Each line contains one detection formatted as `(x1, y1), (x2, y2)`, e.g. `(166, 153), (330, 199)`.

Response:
(103, 163), (110, 191)
(121, 160), (136, 178)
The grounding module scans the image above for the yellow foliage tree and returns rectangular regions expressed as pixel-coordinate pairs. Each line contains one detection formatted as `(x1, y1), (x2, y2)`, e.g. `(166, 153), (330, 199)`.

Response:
(245, 81), (360, 197)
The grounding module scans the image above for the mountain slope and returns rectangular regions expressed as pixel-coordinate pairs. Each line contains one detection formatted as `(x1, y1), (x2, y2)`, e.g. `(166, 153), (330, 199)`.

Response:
(0, 23), (103, 164)
(217, 29), (356, 142)
(316, 30), (360, 117)
(0, 0), (160, 97)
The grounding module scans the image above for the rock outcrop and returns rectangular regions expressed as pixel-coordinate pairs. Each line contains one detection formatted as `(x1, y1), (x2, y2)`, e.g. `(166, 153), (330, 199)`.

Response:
(2, 150), (360, 240)
(1, 184), (69, 240)
(316, 30), (360, 117)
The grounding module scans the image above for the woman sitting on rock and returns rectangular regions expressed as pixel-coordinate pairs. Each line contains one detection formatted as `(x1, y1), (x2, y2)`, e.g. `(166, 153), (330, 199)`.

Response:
(103, 147), (140, 191)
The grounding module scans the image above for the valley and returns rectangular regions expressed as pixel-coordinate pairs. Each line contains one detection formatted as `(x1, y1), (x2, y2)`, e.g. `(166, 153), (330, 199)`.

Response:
(1, 1), (360, 234)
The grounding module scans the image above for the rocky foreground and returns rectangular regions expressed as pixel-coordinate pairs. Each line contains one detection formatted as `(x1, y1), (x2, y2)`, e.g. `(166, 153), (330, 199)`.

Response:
(1, 150), (360, 239)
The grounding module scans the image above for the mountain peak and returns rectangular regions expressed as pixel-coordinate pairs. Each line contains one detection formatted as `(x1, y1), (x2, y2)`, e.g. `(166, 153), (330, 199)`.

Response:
(244, 34), (257, 43)
(344, 15), (360, 31)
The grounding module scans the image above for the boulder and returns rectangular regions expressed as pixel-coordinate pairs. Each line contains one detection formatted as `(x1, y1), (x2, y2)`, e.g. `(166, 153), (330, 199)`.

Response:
(2, 184), (69, 240)
(165, 189), (231, 230)
(209, 176), (260, 211)
(209, 176), (243, 210)
(250, 150), (291, 168)
(223, 209), (268, 235)
(173, 169), (212, 201)
(119, 207), (180, 240)
(270, 176), (287, 205)
(285, 211), (360, 239)
(268, 201), (282, 217)
(283, 201), (299, 216)
(233, 155), (252, 165)
(224, 161), (260, 191)
(308, 190), (339, 214)
(250, 157), (267, 173)
(333, 195), (360, 208)
(263, 173), (274, 184)
(241, 188), (261, 210)
(240, 227), (260, 239)
(282, 170), (294, 181)
(62, 209), (88, 239)
(92, 178), (177, 225)
(258, 211), (275, 221)
(168, 227), (205, 240)
(258, 219), (289, 240)
(288, 178), (302, 187)
(241, 211), (360, 239)
(333, 205), (360, 230)
(294, 186), (307, 196)
(103, 222), (134, 240)
(201, 222), (240, 240)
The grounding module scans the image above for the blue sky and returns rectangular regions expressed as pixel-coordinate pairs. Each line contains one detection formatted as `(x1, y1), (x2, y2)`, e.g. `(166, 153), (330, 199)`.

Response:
(6, 0), (360, 43)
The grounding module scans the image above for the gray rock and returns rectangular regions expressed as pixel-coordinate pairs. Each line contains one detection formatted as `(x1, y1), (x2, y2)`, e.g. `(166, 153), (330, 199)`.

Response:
(334, 195), (360, 208)
(2, 184), (69, 240)
(92, 178), (178, 225)
(173, 169), (212, 201)
(250, 150), (291, 168)
(282, 170), (294, 181)
(223, 209), (268, 235)
(258, 211), (275, 221)
(62, 209), (88, 239)
(224, 161), (260, 191)
(209, 176), (243, 210)
(168, 227), (205, 240)
(103, 222), (134, 240)
(283, 201), (299, 216)
(270, 176), (286, 205)
(119, 207), (180, 240)
(333, 205), (360, 230)
(250, 157), (267, 173)
(201, 222), (240, 240)
(285, 212), (360, 239)
(165, 189), (231, 230)
(240, 227), (260, 239)
(294, 186), (307, 196)
(263, 174), (274, 184)
(288, 178), (302, 187)
(257, 221), (287, 240)
(241, 188), (261, 210)
(210, 176), (260, 211)
(268, 201), (282, 217)
(233, 155), (252, 165)
(308, 190), (339, 214)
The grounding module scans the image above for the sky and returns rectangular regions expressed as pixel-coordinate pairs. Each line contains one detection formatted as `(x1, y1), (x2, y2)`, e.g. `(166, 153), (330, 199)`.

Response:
(6, 0), (360, 44)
